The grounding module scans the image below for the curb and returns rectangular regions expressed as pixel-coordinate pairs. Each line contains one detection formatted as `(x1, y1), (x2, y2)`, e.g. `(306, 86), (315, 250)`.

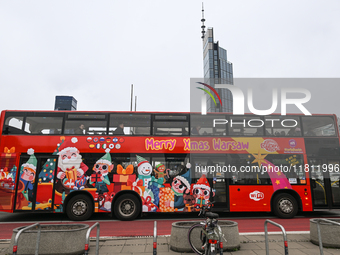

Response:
(0, 231), (310, 242)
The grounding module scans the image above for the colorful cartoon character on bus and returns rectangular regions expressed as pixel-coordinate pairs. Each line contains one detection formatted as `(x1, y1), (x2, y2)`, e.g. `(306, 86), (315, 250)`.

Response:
(164, 166), (191, 211)
(183, 193), (196, 212)
(56, 137), (88, 189)
(153, 164), (170, 183)
(192, 174), (215, 208)
(16, 148), (37, 209)
(89, 149), (113, 194)
(172, 170), (191, 210)
(136, 155), (152, 187)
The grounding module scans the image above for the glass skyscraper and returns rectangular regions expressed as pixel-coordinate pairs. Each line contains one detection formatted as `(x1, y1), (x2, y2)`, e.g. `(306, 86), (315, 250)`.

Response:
(203, 28), (234, 113)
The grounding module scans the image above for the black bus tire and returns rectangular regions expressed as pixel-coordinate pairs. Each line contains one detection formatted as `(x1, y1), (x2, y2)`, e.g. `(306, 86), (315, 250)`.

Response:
(113, 194), (140, 221)
(273, 193), (298, 219)
(66, 195), (93, 221)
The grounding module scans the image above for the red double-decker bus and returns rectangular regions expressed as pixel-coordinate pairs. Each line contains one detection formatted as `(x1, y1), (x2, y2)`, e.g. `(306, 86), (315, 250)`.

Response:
(0, 110), (339, 220)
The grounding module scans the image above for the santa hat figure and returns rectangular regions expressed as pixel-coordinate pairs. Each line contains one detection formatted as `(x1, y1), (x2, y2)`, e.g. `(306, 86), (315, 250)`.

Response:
(136, 155), (152, 186)
(57, 137), (79, 155)
(22, 148), (37, 172)
(96, 149), (112, 165)
(136, 155), (149, 167)
(192, 174), (210, 191)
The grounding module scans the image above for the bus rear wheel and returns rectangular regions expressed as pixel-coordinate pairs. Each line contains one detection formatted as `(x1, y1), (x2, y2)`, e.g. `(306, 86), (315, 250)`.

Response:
(113, 194), (140, 221)
(273, 193), (298, 219)
(66, 195), (93, 221)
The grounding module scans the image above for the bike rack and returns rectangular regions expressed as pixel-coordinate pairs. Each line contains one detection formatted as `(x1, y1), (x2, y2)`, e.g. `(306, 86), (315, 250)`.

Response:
(12, 223), (41, 255)
(264, 219), (288, 255)
(84, 222), (100, 255)
(315, 218), (340, 255)
(153, 221), (157, 255)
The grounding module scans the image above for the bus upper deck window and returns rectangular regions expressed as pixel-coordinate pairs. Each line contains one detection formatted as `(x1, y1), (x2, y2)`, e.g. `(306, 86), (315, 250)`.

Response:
(2, 114), (24, 134)
(302, 116), (336, 137)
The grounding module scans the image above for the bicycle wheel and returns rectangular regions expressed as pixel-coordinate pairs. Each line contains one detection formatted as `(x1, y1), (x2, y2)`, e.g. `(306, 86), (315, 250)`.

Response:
(188, 223), (205, 255)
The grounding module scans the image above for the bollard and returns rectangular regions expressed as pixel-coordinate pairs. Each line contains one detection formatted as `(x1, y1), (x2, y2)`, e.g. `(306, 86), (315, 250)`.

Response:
(153, 221), (157, 255)
(315, 218), (340, 255)
(264, 219), (288, 255)
(12, 223), (41, 255)
(84, 222), (100, 255)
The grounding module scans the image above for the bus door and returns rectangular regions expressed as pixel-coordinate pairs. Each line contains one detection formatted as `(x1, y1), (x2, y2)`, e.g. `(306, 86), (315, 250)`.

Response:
(328, 159), (340, 207)
(310, 158), (340, 209)
(210, 171), (229, 210)
(192, 155), (229, 211)
(14, 155), (58, 211)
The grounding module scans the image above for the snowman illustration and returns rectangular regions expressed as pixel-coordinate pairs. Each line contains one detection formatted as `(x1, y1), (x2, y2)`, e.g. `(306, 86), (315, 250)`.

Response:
(136, 155), (152, 187)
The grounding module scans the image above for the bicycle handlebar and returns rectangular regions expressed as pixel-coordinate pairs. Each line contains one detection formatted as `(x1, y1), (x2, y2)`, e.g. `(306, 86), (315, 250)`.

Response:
(198, 201), (215, 217)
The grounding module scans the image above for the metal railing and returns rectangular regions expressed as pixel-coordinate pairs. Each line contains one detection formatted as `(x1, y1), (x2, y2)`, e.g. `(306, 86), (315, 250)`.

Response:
(315, 218), (340, 255)
(84, 222), (100, 255)
(153, 221), (157, 255)
(12, 223), (41, 255)
(264, 220), (288, 255)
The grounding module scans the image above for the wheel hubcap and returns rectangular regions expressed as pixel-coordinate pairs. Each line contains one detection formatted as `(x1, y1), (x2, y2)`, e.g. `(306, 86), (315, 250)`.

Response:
(72, 200), (87, 216)
(119, 199), (135, 217)
(278, 198), (293, 214)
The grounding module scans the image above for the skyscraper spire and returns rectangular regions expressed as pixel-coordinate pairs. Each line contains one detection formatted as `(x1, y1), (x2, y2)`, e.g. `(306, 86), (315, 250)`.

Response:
(201, 3), (206, 40)
(201, 3), (234, 113)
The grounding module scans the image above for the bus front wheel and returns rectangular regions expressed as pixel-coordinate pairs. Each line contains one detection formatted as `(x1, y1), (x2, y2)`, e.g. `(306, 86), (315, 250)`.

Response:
(273, 193), (298, 219)
(113, 194), (140, 221)
(66, 195), (93, 221)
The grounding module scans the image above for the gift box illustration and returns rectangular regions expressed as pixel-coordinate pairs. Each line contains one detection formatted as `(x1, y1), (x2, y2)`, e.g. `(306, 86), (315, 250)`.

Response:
(65, 167), (77, 181)
(91, 172), (103, 183)
(149, 176), (164, 188)
(63, 179), (75, 189)
(1, 147), (16, 170)
(196, 196), (206, 207)
(142, 196), (158, 212)
(113, 164), (136, 193)
(113, 164), (136, 183)
(159, 187), (174, 212)
(121, 179), (145, 195)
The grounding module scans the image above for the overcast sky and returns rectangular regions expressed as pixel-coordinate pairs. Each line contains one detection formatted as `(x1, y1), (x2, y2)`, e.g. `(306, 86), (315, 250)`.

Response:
(1, 0), (339, 114)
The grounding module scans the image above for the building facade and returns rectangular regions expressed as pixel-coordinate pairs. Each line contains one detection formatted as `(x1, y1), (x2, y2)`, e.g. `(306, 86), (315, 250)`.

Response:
(203, 28), (234, 113)
(54, 96), (77, 111)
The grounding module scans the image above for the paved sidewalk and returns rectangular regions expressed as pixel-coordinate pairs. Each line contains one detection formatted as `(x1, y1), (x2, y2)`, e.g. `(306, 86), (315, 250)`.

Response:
(1, 233), (340, 254)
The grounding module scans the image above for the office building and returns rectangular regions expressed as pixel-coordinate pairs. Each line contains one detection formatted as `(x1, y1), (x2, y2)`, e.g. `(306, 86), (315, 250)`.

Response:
(201, 10), (234, 112)
(54, 96), (77, 111)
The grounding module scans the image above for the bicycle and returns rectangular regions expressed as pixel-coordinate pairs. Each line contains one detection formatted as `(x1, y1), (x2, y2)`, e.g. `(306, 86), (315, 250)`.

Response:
(188, 201), (224, 255)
